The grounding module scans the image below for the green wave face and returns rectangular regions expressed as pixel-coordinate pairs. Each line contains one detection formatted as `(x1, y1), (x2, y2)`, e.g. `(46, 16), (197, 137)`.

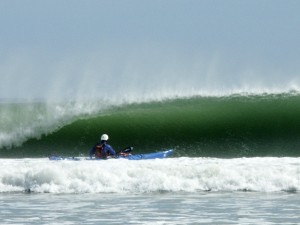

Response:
(2, 93), (300, 157)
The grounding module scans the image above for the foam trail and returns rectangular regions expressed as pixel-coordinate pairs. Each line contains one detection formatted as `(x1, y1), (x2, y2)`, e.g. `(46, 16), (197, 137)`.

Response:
(0, 157), (299, 193)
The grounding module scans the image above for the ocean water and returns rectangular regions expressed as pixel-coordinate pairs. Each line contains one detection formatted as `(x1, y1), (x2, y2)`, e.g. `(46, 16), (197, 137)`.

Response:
(0, 157), (299, 224)
(1, 93), (300, 224)
(1, 192), (300, 225)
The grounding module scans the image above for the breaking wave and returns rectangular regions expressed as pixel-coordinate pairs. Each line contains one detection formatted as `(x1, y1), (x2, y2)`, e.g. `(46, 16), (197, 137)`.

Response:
(1, 91), (300, 157)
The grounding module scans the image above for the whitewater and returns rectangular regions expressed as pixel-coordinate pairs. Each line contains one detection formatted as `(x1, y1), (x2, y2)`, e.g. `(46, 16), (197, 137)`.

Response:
(1, 157), (299, 194)
(0, 156), (300, 224)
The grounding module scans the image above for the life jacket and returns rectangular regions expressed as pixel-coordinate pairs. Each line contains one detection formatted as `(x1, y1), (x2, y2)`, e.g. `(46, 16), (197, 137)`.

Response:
(95, 144), (104, 158)
(95, 143), (110, 158)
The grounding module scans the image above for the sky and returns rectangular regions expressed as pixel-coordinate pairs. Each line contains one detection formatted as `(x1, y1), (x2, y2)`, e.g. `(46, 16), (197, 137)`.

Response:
(0, 0), (300, 100)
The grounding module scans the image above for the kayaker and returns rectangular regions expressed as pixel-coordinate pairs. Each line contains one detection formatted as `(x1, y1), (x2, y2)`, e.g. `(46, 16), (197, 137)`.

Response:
(89, 134), (116, 159)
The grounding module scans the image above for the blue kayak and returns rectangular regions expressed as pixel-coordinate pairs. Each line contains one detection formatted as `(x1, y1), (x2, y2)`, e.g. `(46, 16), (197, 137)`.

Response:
(49, 149), (173, 161)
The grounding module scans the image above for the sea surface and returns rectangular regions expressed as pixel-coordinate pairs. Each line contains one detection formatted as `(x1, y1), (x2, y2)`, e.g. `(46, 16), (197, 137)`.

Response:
(0, 157), (299, 224)
(1, 192), (300, 225)
(1, 93), (300, 224)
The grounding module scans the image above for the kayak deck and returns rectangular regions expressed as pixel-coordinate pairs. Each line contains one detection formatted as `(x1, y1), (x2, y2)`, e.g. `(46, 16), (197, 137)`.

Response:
(49, 149), (173, 161)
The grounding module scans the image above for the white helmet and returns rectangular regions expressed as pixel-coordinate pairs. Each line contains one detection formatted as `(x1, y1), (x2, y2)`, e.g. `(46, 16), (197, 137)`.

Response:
(100, 134), (109, 141)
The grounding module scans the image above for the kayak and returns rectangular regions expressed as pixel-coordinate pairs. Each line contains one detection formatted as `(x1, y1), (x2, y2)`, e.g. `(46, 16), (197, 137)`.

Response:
(49, 149), (173, 161)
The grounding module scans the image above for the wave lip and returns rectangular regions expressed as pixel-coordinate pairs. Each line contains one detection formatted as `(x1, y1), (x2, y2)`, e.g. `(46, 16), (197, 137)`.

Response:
(0, 101), (111, 150)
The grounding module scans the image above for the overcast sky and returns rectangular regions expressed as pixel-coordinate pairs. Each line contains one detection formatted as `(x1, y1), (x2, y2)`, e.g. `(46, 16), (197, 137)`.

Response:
(1, 0), (300, 100)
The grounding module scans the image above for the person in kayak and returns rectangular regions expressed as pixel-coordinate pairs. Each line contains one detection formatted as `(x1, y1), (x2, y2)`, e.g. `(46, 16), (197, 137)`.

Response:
(89, 134), (116, 159)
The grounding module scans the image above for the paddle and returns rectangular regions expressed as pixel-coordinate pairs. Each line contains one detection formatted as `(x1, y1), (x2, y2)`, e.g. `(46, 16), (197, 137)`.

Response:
(117, 146), (133, 157)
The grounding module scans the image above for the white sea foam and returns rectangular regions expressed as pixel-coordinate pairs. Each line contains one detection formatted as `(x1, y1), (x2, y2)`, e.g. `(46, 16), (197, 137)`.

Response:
(0, 157), (299, 194)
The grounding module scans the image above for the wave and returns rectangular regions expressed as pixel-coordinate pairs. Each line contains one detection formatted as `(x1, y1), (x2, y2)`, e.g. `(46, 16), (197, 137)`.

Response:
(1, 91), (300, 157)
(0, 157), (299, 194)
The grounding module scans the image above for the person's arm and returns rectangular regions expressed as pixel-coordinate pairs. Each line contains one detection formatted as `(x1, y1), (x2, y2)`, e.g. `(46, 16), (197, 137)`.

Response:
(89, 144), (96, 158)
(107, 144), (116, 156)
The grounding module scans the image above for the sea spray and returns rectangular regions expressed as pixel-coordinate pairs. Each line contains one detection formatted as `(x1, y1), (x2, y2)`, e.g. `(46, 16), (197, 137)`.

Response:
(0, 100), (113, 150)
